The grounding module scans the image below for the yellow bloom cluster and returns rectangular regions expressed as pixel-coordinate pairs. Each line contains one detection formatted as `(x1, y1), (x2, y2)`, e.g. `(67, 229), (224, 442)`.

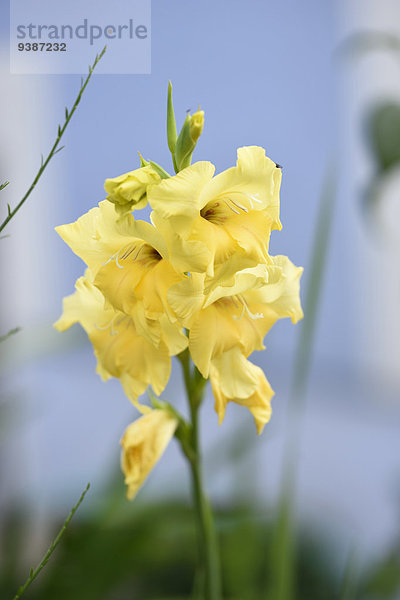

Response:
(55, 145), (303, 496)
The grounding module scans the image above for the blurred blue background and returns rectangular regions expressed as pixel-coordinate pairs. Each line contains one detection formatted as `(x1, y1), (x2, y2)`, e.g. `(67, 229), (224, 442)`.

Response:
(1, 0), (400, 583)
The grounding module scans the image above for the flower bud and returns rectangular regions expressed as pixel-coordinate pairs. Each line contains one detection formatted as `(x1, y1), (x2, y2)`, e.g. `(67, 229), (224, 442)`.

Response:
(189, 109), (204, 143)
(104, 165), (161, 219)
(174, 109), (205, 172)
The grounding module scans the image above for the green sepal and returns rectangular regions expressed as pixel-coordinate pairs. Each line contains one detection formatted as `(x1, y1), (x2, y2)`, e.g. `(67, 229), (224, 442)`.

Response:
(149, 160), (171, 179)
(138, 152), (149, 167)
(137, 154), (171, 179)
(148, 389), (184, 422)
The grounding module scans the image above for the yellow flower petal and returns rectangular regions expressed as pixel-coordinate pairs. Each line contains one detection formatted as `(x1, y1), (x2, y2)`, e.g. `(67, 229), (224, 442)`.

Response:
(199, 146), (281, 228)
(167, 272), (206, 328)
(149, 146), (282, 278)
(209, 349), (274, 434)
(188, 301), (246, 378)
(187, 257), (303, 377)
(219, 209), (276, 265)
(203, 262), (269, 307)
(55, 200), (122, 275)
(94, 243), (167, 317)
(126, 302), (188, 355)
(158, 316), (189, 356)
(148, 161), (215, 221)
(246, 255), (304, 325)
(56, 201), (168, 277)
(133, 260), (182, 321)
(151, 212), (212, 274)
(54, 275), (171, 407)
(121, 409), (178, 500)
(57, 201), (182, 326)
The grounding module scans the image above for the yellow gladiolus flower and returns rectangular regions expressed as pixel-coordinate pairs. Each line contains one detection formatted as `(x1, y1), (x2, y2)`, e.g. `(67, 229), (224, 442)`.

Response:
(168, 255), (303, 379)
(149, 146), (282, 277)
(54, 274), (185, 409)
(104, 164), (161, 219)
(55, 200), (185, 333)
(209, 348), (274, 434)
(167, 255), (302, 429)
(121, 408), (178, 500)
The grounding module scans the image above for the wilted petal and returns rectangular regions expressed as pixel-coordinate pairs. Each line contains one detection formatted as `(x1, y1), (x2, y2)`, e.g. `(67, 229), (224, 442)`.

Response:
(121, 409), (178, 500)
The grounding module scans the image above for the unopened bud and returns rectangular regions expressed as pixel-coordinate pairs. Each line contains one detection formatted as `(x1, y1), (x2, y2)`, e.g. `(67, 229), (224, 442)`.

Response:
(189, 109), (204, 143)
(174, 108), (205, 172)
(104, 165), (161, 219)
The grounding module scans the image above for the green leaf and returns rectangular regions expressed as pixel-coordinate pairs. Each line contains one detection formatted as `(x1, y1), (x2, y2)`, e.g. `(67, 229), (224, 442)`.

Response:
(367, 102), (400, 173)
(362, 550), (400, 598)
(0, 180), (9, 192)
(167, 81), (178, 155)
(53, 145), (65, 156)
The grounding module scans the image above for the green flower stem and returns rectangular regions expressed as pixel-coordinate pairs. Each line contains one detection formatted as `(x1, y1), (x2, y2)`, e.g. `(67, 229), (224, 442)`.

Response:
(178, 350), (222, 600)
(0, 326), (21, 343)
(271, 164), (337, 600)
(12, 483), (90, 600)
(0, 47), (106, 234)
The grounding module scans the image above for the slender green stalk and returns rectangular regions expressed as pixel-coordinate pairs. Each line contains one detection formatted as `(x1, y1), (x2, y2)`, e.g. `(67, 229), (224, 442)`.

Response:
(178, 351), (222, 600)
(338, 547), (358, 600)
(12, 482), (90, 600)
(0, 326), (21, 343)
(0, 47), (106, 234)
(270, 164), (337, 600)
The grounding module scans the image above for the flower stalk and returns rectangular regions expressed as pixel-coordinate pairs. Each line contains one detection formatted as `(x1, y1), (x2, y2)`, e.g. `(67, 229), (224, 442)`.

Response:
(178, 350), (222, 600)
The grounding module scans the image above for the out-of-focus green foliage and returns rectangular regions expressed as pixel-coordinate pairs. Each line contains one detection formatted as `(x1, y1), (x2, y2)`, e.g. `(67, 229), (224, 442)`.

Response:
(361, 548), (400, 599)
(367, 103), (400, 175)
(11, 484), (90, 600)
(2, 467), (399, 600)
(363, 101), (400, 220)
(0, 473), (348, 600)
(343, 31), (400, 223)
